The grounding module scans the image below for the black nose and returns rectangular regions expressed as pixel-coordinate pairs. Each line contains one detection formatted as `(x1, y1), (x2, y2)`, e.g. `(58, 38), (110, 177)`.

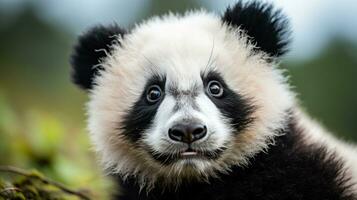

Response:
(168, 123), (207, 143)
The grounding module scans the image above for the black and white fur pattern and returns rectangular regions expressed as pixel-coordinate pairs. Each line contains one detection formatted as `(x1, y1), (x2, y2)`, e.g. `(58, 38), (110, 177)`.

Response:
(70, 1), (357, 199)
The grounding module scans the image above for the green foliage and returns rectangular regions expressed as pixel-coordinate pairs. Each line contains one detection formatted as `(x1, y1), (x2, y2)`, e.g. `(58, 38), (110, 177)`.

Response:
(287, 39), (357, 141)
(0, 93), (111, 199)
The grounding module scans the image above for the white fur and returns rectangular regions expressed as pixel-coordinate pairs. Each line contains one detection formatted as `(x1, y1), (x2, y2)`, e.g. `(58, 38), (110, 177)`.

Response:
(85, 10), (356, 189)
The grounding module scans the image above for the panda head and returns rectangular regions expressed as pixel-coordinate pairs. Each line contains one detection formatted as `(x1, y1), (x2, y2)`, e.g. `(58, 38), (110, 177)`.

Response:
(71, 1), (294, 188)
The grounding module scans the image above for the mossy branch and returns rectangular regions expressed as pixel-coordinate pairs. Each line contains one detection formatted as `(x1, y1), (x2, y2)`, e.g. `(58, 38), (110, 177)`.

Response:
(0, 165), (91, 200)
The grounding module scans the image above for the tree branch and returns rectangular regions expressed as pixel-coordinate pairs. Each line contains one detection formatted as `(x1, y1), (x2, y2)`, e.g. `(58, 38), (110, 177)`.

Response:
(0, 165), (91, 200)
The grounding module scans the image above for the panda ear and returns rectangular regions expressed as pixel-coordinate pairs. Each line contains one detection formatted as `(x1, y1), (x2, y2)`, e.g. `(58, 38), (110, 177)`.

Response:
(222, 1), (291, 58)
(70, 24), (126, 90)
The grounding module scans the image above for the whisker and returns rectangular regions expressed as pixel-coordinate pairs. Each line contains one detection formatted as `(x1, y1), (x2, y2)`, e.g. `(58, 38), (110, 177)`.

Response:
(203, 38), (216, 75)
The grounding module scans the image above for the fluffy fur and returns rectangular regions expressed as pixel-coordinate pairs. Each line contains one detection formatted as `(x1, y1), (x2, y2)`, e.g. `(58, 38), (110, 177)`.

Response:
(222, 1), (290, 57)
(70, 1), (357, 199)
(71, 24), (126, 90)
(116, 113), (356, 200)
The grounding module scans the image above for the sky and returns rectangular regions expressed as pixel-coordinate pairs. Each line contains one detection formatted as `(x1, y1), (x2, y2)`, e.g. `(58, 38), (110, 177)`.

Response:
(1, 0), (357, 60)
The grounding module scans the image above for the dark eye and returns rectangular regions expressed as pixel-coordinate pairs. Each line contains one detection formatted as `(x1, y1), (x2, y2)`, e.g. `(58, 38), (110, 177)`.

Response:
(146, 85), (162, 103)
(207, 80), (223, 98)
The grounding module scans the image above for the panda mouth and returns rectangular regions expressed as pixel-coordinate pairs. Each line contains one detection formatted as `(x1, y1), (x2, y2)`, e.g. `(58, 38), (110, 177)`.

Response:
(150, 147), (226, 165)
(180, 149), (198, 157)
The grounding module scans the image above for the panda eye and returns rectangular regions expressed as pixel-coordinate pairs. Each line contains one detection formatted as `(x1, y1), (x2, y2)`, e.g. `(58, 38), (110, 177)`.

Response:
(146, 85), (162, 103)
(207, 80), (224, 98)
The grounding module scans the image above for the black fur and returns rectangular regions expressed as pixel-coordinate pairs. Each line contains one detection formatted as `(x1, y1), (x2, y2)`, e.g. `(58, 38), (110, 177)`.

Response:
(70, 24), (126, 90)
(115, 114), (356, 200)
(222, 1), (290, 58)
(202, 71), (255, 134)
(120, 75), (166, 143)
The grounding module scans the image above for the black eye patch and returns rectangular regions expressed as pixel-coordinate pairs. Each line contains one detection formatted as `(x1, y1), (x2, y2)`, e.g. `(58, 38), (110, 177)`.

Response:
(120, 75), (166, 143)
(202, 71), (255, 134)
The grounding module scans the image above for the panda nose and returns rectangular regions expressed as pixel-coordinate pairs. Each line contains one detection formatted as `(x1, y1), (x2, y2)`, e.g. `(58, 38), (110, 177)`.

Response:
(168, 123), (207, 143)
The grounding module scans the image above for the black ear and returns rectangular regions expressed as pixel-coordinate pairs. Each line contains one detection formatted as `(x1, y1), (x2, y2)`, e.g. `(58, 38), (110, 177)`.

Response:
(70, 24), (126, 90)
(222, 1), (290, 58)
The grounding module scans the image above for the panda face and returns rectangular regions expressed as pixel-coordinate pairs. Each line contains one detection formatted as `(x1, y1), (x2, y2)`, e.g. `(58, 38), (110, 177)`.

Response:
(130, 70), (251, 167)
(71, 1), (294, 187)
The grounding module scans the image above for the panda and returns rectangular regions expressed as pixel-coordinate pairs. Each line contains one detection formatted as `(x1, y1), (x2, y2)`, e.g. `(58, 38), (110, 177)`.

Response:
(70, 1), (357, 199)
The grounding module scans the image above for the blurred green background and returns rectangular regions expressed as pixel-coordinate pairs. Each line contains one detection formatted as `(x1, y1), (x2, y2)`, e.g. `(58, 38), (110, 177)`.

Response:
(0, 0), (356, 199)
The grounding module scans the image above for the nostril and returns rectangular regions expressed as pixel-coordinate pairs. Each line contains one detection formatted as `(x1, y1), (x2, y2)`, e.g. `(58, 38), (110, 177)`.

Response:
(168, 128), (184, 142)
(192, 126), (204, 136)
(192, 125), (207, 141)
